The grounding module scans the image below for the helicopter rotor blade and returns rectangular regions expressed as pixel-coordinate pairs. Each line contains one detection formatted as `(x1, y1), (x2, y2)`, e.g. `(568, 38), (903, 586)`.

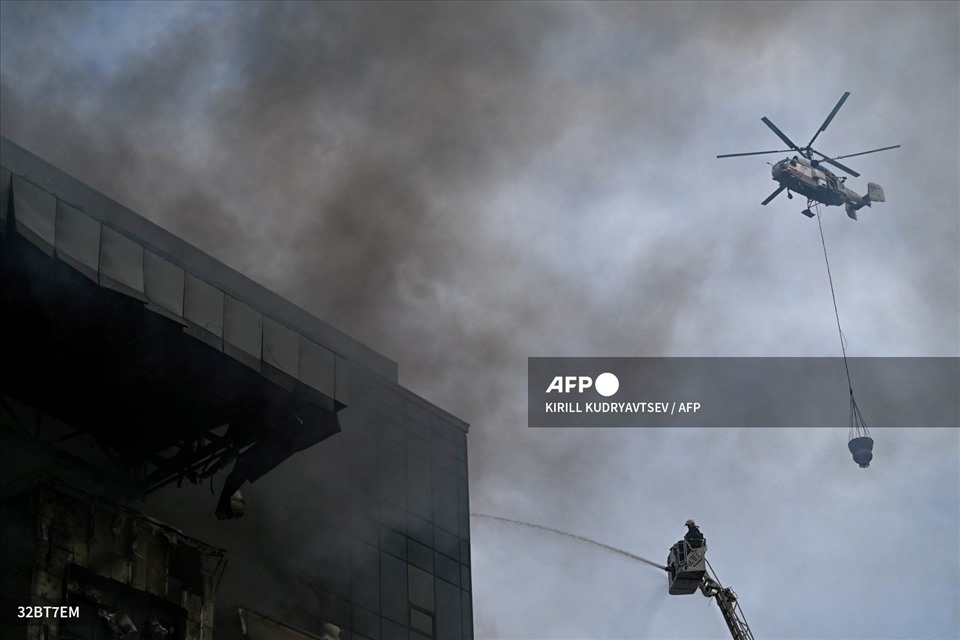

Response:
(812, 151), (861, 178)
(807, 91), (850, 149)
(761, 117), (801, 152)
(761, 185), (787, 206)
(828, 144), (901, 161)
(717, 149), (793, 159)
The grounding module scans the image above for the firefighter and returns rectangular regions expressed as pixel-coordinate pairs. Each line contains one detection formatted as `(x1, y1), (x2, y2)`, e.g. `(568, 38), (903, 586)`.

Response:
(684, 519), (704, 549)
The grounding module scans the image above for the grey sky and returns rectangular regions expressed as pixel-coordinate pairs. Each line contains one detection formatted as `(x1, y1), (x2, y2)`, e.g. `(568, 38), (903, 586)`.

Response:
(2, 2), (957, 638)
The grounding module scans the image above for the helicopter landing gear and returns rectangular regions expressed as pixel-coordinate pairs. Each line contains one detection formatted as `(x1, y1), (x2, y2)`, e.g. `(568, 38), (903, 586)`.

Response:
(801, 198), (815, 218)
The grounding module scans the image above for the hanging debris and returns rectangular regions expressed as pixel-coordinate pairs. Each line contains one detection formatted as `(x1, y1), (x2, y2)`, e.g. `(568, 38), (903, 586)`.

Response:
(816, 205), (874, 468)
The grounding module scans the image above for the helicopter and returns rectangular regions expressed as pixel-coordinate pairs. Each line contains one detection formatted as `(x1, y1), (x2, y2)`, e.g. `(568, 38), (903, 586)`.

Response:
(718, 92), (900, 220)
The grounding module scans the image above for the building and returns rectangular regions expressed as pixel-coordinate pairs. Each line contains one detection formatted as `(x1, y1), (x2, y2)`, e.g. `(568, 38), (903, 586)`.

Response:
(1, 481), (223, 640)
(0, 136), (473, 640)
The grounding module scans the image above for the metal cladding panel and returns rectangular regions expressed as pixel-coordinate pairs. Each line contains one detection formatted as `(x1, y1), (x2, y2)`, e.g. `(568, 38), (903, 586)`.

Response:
(223, 294), (262, 370)
(1, 167), (10, 224)
(99, 226), (145, 299)
(183, 273), (225, 350)
(334, 355), (351, 406)
(2, 138), (413, 394)
(12, 175), (56, 255)
(144, 249), (185, 320)
(300, 337), (336, 399)
(54, 200), (100, 282)
(262, 316), (299, 379)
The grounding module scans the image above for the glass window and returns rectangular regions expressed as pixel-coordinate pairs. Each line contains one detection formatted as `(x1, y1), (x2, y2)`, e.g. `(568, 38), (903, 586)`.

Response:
(433, 527), (458, 562)
(406, 513), (433, 548)
(353, 542), (379, 613)
(457, 480), (470, 540)
(408, 565), (434, 612)
(352, 606), (379, 640)
(379, 553), (407, 625)
(407, 453), (432, 520)
(459, 539), (470, 566)
(460, 565), (471, 592)
(410, 605), (434, 638)
(379, 526), (406, 560)
(435, 579), (462, 639)
(434, 552), (459, 587)
(461, 590), (474, 640)
(407, 538), (433, 573)
(432, 469), (458, 534)
(381, 618), (407, 640)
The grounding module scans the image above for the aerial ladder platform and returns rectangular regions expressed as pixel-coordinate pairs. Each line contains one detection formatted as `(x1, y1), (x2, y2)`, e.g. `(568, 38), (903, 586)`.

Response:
(665, 539), (754, 640)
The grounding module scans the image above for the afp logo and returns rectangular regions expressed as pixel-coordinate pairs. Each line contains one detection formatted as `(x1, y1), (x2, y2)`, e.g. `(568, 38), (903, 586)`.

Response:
(545, 372), (619, 397)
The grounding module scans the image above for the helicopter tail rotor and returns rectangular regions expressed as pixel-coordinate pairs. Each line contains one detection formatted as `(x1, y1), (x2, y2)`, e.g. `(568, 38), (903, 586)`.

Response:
(844, 184), (884, 220)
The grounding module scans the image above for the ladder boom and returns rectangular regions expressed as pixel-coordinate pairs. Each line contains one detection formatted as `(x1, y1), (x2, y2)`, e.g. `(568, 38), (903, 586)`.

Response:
(701, 576), (754, 640)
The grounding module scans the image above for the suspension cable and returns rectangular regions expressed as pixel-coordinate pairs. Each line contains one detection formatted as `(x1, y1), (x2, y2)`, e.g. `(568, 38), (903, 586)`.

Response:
(815, 204), (869, 438)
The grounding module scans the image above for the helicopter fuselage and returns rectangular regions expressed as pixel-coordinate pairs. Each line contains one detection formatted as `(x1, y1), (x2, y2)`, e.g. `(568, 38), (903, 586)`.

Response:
(771, 155), (860, 207)
(717, 91), (898, 220)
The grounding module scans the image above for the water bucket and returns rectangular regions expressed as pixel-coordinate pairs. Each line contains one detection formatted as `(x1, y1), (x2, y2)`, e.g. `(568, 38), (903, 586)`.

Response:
(848, 436), (874, 468)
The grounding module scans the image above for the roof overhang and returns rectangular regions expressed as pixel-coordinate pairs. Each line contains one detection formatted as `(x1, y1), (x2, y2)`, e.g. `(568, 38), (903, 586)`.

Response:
(0, 138), (396, 510)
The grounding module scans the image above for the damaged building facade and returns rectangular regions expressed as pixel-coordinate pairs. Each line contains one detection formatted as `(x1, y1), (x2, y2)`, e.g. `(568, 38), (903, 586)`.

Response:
(0, 137), (473, 640)
(1, 482), (223, 640)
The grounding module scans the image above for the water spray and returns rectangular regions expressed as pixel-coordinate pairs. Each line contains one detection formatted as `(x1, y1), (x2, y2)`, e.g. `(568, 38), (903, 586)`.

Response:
(475, 513), (754, 639)
(471, 513), (666, 571)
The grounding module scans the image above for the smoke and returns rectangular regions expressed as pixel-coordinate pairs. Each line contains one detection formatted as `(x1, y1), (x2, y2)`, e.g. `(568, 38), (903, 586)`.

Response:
(0, 0), (728, 525)
(2, 3), (958, 637)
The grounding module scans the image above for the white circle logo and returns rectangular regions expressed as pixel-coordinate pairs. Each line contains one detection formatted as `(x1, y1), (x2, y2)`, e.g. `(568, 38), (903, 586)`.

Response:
(595, 372), (619, 397)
